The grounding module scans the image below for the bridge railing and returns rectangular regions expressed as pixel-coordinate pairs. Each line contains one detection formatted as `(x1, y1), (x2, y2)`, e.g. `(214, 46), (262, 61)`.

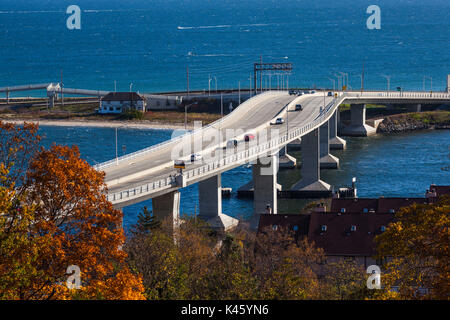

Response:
(345, 91), (450, 99)
(95, 91), (283, 171)
(106, 90), (450, 203)
(106, 94), (348, 203)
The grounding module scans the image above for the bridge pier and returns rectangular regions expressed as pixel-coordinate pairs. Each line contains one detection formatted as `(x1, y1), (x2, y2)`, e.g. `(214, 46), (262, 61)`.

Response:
(329, 110), (346, 150)
(291, 128), (331, 194)
(340, 104), (376, 137)
(253, 154), (279, 215)
(320, 121), (339, 169)
(279, 146), (297, 169)
(152, 190), (181, 231)
(407, 103), (421, 112)
(198, 174), (239, 232)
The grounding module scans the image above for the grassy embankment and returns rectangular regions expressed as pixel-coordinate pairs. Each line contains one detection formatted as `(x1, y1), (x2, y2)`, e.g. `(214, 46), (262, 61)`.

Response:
(0, 100), (221, 125)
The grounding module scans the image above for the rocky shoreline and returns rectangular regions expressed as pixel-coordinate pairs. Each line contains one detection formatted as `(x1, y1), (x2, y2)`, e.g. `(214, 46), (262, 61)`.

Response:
(376, 112), (450, 134)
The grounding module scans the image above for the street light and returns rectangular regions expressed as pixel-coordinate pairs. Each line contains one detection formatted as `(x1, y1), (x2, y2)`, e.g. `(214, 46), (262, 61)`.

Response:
(208, 74), (212, 96)
(129, 83), (133, 92)
(333, 74), (342, 91)
(423, 76), (432, 92)
(184, 101), (198, 130)
(328, 78), (336, 91)
(381, 75), (391, 93)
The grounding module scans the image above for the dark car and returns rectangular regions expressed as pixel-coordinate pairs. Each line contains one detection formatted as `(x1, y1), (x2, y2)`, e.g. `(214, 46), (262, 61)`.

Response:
(244, 134), (255, 142)
(328, 91), (333, 96)
(295, 104), (303, 111)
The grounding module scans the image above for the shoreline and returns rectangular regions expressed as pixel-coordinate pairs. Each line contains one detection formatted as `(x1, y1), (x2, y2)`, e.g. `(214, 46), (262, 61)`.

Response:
(0, 118), (194, 130)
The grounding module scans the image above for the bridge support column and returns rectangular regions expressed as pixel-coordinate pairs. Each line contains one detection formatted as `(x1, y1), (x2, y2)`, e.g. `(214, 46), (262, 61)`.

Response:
(198, 174), (239, 232)
(341, 104), (376, 137)
(253, 154), (279, 216)
(152, 190), (181, 231)
(279, 146), (297, 169)
(407, 103), (421, 112)
(329, 110), (346, 150)
(320, 122), (339, 169)
(291, 128), (331, 193)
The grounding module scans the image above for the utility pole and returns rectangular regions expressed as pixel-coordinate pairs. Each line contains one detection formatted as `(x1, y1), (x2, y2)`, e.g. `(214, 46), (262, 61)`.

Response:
(208, 74), (211, 96)
(259, 55), (262, 93)
(115, 127), (118, 165)
(60, 69), (64, 107)
(361, 62), (365, 92)
(186, 65), (190, 97)
(238, 81), (241, 104)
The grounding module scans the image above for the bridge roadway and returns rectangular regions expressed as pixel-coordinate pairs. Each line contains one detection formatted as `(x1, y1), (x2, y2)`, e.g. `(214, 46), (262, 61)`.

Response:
(96, 89), (450, 229)
(103, 91), (329, 206)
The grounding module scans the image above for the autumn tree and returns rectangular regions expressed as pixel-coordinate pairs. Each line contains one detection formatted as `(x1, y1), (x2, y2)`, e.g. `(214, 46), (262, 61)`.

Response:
(252, 226), (324, 299)
(319, 258), (370, 300)
(0, 121), (145, 300)
(374, 196), (450, 300)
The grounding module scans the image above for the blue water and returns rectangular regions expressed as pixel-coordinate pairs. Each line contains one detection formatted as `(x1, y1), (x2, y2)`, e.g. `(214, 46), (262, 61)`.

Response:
(38, 125), (450, 229)
(0, 0), (449, 95)
(2, 0), (450, 228)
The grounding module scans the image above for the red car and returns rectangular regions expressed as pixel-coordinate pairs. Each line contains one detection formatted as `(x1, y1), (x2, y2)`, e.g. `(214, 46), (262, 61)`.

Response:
(244, 134), (255, 142)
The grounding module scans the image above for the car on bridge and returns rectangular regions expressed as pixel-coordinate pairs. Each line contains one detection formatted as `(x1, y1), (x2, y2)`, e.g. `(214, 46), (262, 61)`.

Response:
(225, 139), (238, 149)
(190, 153), (202, 163)
(289, 90), (296, 95)
(274, 117), (285, 125)
(244, 134), (255, 142)
(295, 104), (303, 111)
(328, 91), (333, 96)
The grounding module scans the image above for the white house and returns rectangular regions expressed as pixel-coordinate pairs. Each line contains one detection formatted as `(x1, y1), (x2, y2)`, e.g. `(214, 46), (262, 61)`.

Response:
(99, 92), (147, 114)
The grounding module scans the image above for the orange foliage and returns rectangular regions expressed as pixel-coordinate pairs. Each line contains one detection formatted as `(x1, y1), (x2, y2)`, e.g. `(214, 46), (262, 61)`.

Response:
(0, 121), (145, 300)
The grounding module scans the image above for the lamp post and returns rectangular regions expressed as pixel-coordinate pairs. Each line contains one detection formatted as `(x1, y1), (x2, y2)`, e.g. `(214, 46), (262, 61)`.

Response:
(208, 74), (212, 96)
(129, 83), (133, 92)
(381, 75), (391, 94)
(238, 81), (241, 104)
(423, 76), (432, 92)
(328, 78), (335, 91)
(334, 74), (342, 91)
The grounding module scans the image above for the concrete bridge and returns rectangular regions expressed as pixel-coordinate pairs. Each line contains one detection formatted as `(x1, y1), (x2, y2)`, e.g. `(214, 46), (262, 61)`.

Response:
(95, 89), (450, 231)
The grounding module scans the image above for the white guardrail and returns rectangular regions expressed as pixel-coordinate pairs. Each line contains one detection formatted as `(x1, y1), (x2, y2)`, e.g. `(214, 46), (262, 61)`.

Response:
(95, 91), (283, 171)
(106, 93), (343, 203)
(106, 90), (450, 204)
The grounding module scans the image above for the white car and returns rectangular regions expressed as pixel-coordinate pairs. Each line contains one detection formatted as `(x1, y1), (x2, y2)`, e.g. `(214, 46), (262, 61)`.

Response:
(275, 117), (285, 125)
(190, 153), (202, 162)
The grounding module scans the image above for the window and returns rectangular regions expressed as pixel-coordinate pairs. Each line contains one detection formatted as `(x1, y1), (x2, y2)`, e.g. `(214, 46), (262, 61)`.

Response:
(350, 225), (357, 232)
(116, 107), (121, 111)
(293, 225), (299, 231)
(341, 208), (346, 213)
(389, 209), (395, 213)
(109, 107), (113, 111)
(272, 225), (278, 231)
(380, 226), (386, 232)
(321, 225), (327, 232)
(363, 208), (368, 213)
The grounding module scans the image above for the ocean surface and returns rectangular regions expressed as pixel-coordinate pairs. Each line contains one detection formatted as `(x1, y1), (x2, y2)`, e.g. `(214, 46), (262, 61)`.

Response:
(38, 126), (450, 229)
(0, 0), (449, 94)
